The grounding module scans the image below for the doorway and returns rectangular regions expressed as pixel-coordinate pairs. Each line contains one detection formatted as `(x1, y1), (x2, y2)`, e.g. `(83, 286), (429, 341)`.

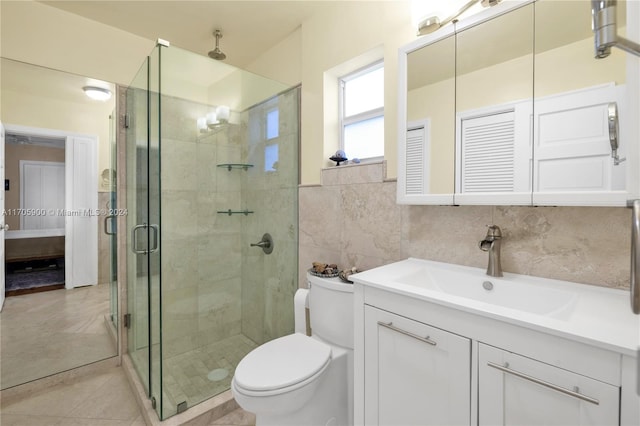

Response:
(4, 131), (66, 295)
(1, 124), (98, 304)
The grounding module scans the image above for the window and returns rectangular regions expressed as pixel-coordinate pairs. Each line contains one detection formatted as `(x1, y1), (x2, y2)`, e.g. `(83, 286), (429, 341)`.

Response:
(265, 144), (279, 172)
(266, 108), (279, 140)
(340, 61), (384, 160)
(264, 106), (279, 172)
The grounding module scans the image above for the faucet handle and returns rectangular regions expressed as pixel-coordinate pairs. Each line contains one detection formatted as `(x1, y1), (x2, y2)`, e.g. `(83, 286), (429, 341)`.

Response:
(485, 224), (502, 239)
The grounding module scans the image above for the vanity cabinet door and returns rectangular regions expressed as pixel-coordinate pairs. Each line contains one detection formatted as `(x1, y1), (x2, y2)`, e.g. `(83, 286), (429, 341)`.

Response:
(478, 343), (620, 426)
(364, 306), (471, 425)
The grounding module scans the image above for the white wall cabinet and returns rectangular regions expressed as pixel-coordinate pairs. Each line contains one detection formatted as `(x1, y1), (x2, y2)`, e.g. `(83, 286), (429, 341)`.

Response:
(478, 344), (620, 426)
(397, 0), (640, 206)
(363, 306), (471, 426)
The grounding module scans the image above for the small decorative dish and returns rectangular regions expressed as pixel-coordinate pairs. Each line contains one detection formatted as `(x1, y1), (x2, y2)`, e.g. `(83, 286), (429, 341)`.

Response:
(308, 268), (340, 278)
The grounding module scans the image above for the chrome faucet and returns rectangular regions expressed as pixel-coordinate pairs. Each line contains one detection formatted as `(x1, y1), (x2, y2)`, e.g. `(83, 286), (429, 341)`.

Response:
(479, 225), (503, 277)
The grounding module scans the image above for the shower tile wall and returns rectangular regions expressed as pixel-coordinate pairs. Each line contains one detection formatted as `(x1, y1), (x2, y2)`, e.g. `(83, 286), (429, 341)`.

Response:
(158, 86), (299, 359)
(241, 87), (299, 345)
(160, 96), (242, 359)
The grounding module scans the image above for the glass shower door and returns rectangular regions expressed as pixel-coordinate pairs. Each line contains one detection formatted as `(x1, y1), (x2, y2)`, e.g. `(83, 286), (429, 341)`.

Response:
(126, 57), (151, 396)
(126, 46), (164, 419)
(108, 110), (118, 331)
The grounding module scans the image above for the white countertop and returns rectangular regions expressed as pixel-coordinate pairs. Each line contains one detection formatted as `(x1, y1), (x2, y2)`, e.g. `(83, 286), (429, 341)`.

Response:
(351, 258), (640, 356)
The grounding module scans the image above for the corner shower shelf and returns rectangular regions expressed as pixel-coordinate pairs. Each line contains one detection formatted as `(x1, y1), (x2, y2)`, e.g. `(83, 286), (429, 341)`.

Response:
(217, 163), (254, 171)
(217, 209), (254, 216)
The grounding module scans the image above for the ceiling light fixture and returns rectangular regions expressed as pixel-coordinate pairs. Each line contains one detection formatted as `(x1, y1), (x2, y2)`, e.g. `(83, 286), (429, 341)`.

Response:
(416, 0), (502, 36)
(83, 86), (112, 101)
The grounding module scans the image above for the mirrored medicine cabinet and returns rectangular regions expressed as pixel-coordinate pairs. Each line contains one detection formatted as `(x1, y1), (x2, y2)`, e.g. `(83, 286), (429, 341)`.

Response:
(398, 0), (640, 206)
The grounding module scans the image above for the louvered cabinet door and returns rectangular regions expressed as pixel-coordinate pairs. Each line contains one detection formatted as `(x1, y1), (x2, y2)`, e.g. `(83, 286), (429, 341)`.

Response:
(398, 121), (455, 205)
(405, 126), (428, 196)
(454, 101), (533, 205)
(460, 111), (516, 193)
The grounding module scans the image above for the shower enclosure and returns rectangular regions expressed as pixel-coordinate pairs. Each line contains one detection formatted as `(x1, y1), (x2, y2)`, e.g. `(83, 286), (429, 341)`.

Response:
(124, 43), (299, 420)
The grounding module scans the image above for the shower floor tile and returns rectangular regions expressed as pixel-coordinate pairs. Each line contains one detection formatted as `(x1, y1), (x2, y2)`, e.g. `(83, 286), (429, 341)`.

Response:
(162, 334), (257, 416)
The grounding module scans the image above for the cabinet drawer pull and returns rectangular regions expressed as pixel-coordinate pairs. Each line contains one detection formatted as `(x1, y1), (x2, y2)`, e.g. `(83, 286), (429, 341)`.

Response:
(377, 321), (437, 346)
(487, 361), (599, 405)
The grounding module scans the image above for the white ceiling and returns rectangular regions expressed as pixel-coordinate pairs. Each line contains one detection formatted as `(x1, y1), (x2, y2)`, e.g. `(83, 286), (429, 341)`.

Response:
(39, 0), (340, 68)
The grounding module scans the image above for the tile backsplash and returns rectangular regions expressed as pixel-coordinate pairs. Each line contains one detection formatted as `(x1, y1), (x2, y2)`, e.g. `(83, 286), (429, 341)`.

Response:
(299, 162), (630, 289)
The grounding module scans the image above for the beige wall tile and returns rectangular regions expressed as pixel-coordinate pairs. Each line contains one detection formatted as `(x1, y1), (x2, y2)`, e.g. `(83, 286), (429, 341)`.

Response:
(299, 162), (631, 289)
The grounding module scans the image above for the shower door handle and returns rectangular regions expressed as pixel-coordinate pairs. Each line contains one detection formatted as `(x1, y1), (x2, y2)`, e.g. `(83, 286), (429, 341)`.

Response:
(131, 223), (148, 255)
(148, 224), (159, 254)
(104, 215), (117, 236)
(131, 223), (159, 255)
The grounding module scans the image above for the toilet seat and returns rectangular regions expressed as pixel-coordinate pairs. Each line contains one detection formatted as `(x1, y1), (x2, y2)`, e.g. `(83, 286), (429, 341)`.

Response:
(233, 333), (331, 395)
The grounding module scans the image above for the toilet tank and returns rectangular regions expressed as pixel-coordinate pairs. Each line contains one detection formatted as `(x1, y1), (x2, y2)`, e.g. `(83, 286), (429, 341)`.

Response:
(307, 274), (354, 349)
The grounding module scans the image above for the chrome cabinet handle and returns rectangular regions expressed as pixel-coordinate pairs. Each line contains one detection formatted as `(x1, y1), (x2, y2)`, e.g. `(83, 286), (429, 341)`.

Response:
(487, 362), (599, 405)
(377, 321), (437, 346)
(629, 199), (640, 314)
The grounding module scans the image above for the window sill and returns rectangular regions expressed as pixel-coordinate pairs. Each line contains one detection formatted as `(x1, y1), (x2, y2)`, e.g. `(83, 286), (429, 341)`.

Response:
(321, 160), (386, 186)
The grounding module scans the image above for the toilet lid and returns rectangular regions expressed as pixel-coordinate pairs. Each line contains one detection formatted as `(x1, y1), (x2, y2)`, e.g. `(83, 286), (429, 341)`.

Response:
(234, 333), (331, 392)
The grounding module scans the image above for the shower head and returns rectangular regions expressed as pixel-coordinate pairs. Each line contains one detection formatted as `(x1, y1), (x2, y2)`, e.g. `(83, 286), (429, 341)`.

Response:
(208, 30), (226, 61)
(591, 0), (617, 58)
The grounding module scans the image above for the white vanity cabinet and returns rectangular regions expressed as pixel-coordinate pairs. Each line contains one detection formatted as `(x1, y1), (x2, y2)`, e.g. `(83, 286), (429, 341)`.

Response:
(352, 259), (639, 426)
(478, 344), (620, 426)
(363, 306), (471, 426)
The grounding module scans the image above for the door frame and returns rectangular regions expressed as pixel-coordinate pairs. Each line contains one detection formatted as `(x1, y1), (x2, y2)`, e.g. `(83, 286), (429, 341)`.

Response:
(3, 123), (98, 289)
(0, 122), (5, 311)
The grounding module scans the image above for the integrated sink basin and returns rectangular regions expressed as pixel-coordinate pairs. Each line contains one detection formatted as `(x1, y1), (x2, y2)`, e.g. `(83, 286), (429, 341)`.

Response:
(349, 258), (640, 370)
(394, 262), (578, 318)
(351, 258), (638, 353)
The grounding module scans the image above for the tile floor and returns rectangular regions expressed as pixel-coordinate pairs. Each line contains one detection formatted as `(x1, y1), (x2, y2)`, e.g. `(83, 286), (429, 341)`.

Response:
(0, 367), (143, 426)
(0, 366), (256, 425)
(0, 282), (256, 425)
(1, 284), (116, 389)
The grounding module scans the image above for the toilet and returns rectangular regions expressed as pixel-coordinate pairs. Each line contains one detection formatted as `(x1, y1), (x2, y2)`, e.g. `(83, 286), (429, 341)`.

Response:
(232, 274), (354, 426)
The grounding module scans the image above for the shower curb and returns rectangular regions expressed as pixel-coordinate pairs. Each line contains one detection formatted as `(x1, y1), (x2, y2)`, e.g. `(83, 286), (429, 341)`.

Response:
(122, 354), (239, 425)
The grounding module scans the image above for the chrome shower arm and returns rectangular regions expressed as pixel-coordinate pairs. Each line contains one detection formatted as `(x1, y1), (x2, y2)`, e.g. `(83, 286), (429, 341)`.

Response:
(614, 37), (640, 57)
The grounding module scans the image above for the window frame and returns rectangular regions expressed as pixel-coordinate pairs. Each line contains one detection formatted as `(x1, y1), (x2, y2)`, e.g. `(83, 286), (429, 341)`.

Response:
(339, 60), (384, 161)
